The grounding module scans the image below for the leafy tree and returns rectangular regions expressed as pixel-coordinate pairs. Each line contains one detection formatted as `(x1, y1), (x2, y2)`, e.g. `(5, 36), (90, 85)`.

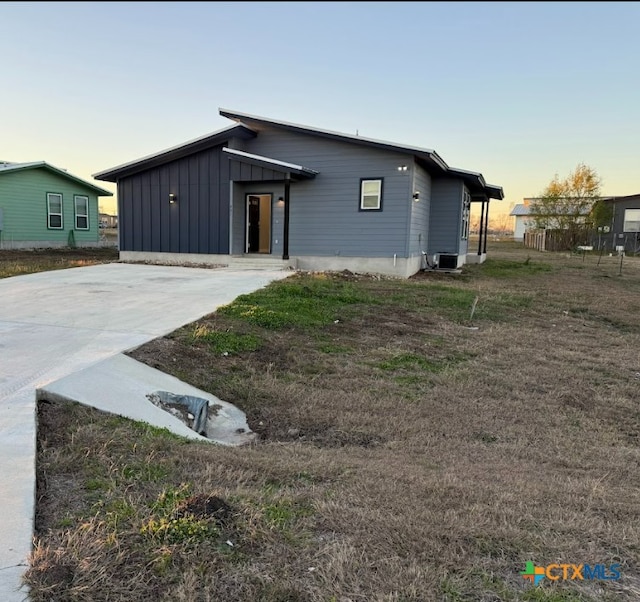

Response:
(529, 163), (602, 247)
(590, 198), (614, 230)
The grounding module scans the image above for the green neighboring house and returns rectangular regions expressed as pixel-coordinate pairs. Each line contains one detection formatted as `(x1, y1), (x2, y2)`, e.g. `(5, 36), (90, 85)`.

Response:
(0, 161), (113, 249)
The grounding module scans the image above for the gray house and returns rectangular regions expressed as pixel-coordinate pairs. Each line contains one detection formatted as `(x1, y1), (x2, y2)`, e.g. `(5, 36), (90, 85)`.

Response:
(602, 193), (640, 253)
(93, 109), (503, 277)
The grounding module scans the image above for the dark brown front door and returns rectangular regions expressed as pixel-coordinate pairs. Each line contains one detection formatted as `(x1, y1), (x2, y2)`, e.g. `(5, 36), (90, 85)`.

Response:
(246, 194), (272, 253)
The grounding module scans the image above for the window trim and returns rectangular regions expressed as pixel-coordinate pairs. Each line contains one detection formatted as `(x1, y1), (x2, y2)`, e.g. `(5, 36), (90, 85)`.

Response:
(74, 195), (89, 230)
(359, 178), (384, 211)
(461, 189), (471, 240)
(47, 192), (63, 230)
(623, 208), (640, 233)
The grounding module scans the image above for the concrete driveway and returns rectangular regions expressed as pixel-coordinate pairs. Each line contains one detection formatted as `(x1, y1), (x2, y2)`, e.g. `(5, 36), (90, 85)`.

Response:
(0, 262), (291, 601)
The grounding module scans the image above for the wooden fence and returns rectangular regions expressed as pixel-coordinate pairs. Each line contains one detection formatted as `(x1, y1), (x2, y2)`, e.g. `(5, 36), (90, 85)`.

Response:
(523, 228), (594, 252)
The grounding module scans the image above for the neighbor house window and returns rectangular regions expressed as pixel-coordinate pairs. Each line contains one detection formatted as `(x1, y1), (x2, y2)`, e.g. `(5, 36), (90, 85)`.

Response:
(47, 193), (63, 229)
(461, 190), (471, 239)
(623, 209), (640, 232)
(74, 195), (89, 230)
(360, 178), (383, 210)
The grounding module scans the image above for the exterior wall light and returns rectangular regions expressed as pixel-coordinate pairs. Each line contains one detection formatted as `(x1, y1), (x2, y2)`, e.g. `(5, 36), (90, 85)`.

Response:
(413, 192), (420, 201)
(397, 165), (408, 172)
(277, 196), (284, 205)
(169, 193), (177, 204)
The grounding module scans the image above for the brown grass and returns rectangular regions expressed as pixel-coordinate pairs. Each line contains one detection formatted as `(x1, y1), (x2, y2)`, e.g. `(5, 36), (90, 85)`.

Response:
(25, 241), (640, 601)
(0, 247), (118, 278)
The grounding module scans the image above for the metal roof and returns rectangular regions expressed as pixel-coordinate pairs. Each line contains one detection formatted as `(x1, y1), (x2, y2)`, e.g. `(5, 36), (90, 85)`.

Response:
(219, 108), (504, 201)
(93, 123), (257, 182)
(91, 108), (504, 201)
(515, 201), (593, 217)
(601, 193), (640, 203)
(0, 161), (113, 196)
(510, 203), (530, 216)
(222, 147), (318, 178)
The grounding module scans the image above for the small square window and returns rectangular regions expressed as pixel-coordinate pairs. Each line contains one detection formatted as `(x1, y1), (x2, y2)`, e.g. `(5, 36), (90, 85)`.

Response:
(75, 195), (89, 230)
(360, 178), (383, 211)
(47, 193), (63, 229)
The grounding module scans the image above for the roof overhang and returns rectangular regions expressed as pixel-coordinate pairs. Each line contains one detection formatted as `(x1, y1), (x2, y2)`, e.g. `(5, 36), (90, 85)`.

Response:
(220, 108), (503, 200)
(220, 108), (449, 174)
(222, 147), (318, 180)
(601, 193), (640, 203)
(447, 167), (503, 201)
(0, 162), (112, 196)
(93, 123), (257, 182)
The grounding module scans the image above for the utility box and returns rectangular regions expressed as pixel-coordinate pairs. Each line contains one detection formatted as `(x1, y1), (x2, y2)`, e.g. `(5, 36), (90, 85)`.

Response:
(437, 253), (458, 270)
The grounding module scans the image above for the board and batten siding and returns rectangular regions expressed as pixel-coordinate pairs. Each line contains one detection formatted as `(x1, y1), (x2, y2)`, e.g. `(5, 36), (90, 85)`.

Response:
(428, 179), (463, 255)
(118, 145), (230, 254)
(241, 126), (413, 258)
(0, 168), (100, 245)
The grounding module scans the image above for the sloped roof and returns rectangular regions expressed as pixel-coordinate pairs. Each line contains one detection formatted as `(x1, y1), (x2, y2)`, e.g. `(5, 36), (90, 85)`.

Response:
(601, 193), (640, 203)
(219, 108), (504, 201)
(93, 123), (257, 182)
(0, 161), (112, 196)
(509, 198), (592, 216)
(222, 147), (318, 178)
(510, 203), (530, 216)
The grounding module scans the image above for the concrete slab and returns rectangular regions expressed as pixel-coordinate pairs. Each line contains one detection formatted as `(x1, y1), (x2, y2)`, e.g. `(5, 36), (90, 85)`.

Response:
(0, 263), (291, 600)
(38, 353), (256, 446)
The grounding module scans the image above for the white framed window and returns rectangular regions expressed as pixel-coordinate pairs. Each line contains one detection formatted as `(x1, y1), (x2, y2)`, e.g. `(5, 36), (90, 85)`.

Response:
(360, 178), (383, 211)
(623, 209), (640, 232)
(74, 195), (89, 230)
(461, 190), (471, 239)
(47, 193), (63, 229)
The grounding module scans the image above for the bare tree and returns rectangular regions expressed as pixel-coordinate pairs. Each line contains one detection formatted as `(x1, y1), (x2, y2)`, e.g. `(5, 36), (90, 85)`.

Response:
(489, 213), (513, 236)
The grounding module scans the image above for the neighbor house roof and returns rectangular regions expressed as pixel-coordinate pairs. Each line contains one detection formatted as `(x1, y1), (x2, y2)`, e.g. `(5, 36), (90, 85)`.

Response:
(510, 203), (530, 216)
(219, 108), (504, 201)
(601, 193), (640, 203)
(520, 198), (594, 216)
(0, 161), (112, 196)
(93, 123), (257, 182)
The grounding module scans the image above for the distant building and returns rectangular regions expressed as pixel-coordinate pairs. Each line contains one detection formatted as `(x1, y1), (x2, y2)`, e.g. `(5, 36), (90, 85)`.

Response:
(509, 202), (532, 241)
(511, 197), (593, 241)
(0, 161), (113, 249)
(99, 213), (118, 228)
(601, 193), (640, 253)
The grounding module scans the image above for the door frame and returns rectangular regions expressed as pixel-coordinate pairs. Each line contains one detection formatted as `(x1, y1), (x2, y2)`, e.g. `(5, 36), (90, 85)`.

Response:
(245, 193), (273, 254)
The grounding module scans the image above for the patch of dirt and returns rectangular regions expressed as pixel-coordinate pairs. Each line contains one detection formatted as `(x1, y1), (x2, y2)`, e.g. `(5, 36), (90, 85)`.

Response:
(0, 247), (118, 262)
(174, 494), (233, 524)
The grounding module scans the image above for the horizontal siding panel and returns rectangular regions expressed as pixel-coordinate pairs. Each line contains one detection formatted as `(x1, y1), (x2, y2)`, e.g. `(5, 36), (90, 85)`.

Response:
(0, 169), (103, 243)
(408, 163), (431, 256)
(245, 127), (412, 257)
(428, 179), (462, 255)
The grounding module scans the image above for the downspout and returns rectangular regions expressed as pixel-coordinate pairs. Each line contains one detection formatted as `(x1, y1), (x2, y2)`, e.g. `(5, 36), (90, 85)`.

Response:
(228, 181), (234, 254)
(282, 173), (291, 260)
(477, 200), (485, 255)
(117, 179), (122, 254)
(483, 200), (490, 254)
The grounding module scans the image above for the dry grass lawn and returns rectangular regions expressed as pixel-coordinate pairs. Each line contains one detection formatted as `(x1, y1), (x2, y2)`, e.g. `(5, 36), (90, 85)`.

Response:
(0, 247), (118, 279)
(26, 242), (640, 601)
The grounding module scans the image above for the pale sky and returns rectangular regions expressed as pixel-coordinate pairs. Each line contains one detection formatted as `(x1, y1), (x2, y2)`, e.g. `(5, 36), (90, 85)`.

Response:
(2, 1), (639, 218)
